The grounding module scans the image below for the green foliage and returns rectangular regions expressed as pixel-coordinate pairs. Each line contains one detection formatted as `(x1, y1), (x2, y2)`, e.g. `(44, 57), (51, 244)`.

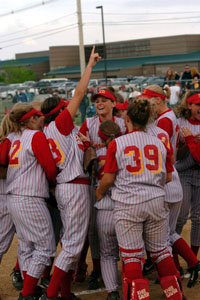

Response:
(1, 66), (36, 84)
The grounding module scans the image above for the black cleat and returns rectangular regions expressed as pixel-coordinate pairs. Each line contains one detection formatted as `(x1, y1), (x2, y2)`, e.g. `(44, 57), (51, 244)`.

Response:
(88, 271), (101, 290)
(187, 261), (200, 288)
(11, 269), (23, 290)
(107, 291), (120, 300)
(142, 259), (154, 276)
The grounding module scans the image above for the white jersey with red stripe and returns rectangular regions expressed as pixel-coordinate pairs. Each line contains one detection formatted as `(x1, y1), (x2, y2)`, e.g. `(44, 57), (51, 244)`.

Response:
(175, 118), (200, 171)
(155, 109), (179, 158)
(6, 129), (49, 197)
(85, 116), (126, 149)
(44, 124), (87, 184)
(112, 131), (167, 204)
(146, 123), (183, 203)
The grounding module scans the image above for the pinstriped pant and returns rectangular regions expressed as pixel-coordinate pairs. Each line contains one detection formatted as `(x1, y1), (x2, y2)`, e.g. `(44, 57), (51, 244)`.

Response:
(7, 195), (56, 278)
(97, 209), (119, 292)
(55, 183), (90, 272)
(176, 171), (200, 246)
(165, 201), (182, 247)
(114, 196), (170, 264)
(0, 194), (15, 262)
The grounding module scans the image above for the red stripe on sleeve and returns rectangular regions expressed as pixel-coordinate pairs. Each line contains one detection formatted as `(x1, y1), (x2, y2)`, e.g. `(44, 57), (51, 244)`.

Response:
(104, 140), (118, 173)
(0, 138), (11, 166)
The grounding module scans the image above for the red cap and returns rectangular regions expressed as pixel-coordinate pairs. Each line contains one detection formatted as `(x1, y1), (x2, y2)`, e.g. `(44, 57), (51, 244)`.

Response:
(44, 99), (68, 117)
(92, 89), (116, 102)
(115, 101), (128, 110)
(187, 93), (200, 104)
(19, 108), (43, 123)
(139, 89), (166, 100)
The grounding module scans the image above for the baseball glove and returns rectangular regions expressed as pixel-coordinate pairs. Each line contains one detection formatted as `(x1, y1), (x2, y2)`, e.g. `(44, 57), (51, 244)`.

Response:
(83, 146), (98, 177)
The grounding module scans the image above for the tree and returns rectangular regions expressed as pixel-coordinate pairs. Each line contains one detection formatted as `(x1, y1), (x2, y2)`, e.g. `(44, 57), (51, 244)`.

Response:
(1, 65), (36, 84)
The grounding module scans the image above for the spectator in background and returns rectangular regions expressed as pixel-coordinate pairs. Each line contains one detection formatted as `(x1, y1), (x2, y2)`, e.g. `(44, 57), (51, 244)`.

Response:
(188, 76), (200, 91)
(167, 81), (181, 108)
(117, 84), (128, 101)
(17, 89), (28, 102)
(181, 64), (192, 91)
(79, 93), (89, 123)
(164, 68), (180, 87)
(191, 67), (200, 79)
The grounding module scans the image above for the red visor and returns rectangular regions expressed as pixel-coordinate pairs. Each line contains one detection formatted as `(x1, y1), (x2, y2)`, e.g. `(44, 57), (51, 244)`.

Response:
(44, 99), (68, 117)
(115, 101), (128, 110)
(98, 128), (121, 141)
(186, 93), (200, 104)
(92, 89), (116, 102)
(139, 89), (166, 100)
(19, 109), (43, 123)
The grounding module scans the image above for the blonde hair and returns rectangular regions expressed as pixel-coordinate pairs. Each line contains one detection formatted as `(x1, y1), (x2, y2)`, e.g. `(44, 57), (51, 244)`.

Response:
(175, 90), (199, 118)
(9, 103), (33, 133)
(191, 67), (199, 78)
(0, 114), (16, 142)
(146, 85), (171, 100)
(31, 100), (42, 111)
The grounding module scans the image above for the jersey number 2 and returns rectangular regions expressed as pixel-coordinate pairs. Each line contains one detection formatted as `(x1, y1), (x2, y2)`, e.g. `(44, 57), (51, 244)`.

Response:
(9, 140), (22, 167)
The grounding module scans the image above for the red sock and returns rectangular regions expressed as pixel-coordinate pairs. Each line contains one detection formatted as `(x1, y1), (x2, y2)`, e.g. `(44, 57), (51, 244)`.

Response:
(42, 258), (54, 278)
(60, 269), (74, 299)
(172, 249), (181, 270)
(92, 258), (101, 273)
(124, 262), (143, 280)
(14, 258), (20, 271)
(21, 274), (38, 297)
(173, 238), (198, 268)
(157, 256), (178, 277)
(22, 271), (27, 281)
(47, 266), (67, 298)
(191, 245), (199, 257)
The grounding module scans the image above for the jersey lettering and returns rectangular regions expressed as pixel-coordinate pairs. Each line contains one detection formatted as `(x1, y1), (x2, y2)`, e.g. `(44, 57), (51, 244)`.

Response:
(48, 138), (65, 165)
(124, 144), (161, 175)
(9, 140), (22, 167)
(97, 155), (106, 180)
(157, 132), (170, 150)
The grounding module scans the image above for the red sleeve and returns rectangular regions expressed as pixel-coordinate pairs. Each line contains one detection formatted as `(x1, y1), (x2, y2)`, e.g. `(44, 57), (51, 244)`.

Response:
(79, 120), (88, 136)
(32, 132), (57, 185)
(165, 150), (174, 172)
(185, 135), (200, 162)
(55, 108), (74, 136)
(104, 140), (118, 173)
(0, 138), (11, 166)
(157, 118), (173, 139)
(79, 120), (90, 149)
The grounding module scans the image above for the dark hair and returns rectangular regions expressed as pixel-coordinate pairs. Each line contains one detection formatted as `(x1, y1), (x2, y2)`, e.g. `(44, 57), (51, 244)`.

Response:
(41, 96), (61, 124)
(127, 98), (150, 129)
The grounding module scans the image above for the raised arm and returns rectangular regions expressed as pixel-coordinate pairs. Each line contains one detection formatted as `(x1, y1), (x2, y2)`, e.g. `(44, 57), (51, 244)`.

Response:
(67, 46), (101, 119)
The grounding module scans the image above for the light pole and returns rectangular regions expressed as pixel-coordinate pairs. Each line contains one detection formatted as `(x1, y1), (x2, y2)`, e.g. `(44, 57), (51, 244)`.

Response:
(96, 5), (107, 83)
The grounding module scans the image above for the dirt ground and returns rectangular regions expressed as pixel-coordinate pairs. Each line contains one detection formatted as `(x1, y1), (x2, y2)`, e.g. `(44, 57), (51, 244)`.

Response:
(0, 221), (199, 300)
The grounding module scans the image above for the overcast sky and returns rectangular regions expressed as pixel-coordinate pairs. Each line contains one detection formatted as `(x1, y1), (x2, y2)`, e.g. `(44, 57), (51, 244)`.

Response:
(0, 0), (200, 60)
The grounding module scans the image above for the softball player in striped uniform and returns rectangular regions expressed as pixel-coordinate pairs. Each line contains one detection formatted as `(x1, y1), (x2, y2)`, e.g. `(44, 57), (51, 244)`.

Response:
(1, 103), (58, 300)
(77, 89), (126, 289)
(93, 121), (122, 300)
(39, 47), (101, 300)
(96, 98), (186, 300)
(175, 91), (200, 272)
(140, 86), (200, 287)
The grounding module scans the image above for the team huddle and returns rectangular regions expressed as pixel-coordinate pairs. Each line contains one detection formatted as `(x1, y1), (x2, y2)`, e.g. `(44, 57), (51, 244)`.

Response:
(0, 47), (200, 300)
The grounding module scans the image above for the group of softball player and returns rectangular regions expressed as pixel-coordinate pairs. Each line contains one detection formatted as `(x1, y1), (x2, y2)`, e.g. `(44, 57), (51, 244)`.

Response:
(0, 45), (200, 300)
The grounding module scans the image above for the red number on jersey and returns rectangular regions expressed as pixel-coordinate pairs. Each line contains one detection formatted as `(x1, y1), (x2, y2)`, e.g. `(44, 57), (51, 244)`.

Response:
(97, 155), (106, 180)
(157, 132), (170, 150)
(124, 146), (144, 174)
(124, 144), (161, 175)
(9, 140), (22, 167)
(48, 138), (65, 165)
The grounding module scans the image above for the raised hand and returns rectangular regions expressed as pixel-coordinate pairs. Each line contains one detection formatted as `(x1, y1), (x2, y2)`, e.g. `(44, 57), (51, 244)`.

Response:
(88, 46), (101, 67)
